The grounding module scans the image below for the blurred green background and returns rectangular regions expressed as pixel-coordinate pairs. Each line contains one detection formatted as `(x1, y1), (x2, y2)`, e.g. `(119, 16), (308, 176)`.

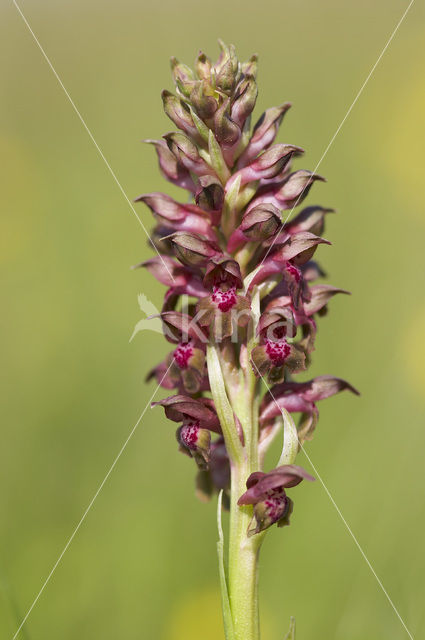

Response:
(1, 0), (425, 638)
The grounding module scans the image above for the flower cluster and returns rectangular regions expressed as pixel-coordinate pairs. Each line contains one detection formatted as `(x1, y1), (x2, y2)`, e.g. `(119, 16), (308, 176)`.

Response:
(136, 42), (358, 535)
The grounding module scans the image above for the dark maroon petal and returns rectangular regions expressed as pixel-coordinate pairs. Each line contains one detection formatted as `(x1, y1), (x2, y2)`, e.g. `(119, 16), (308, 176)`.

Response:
(287, 206), (334, 236)
(303, 285), (350, 316)
(233, 144), (303, 186)
(238, 103), (291, 167)
(238, 464), (314, 505)
(239, 203), (281, 241)
(271, 231), (331, 265)
(170, 232), (221, 266)
(132, 255), (191, 287)
(203, 257), (243, 290)
(153, 394), (221, 432)
(143, 139), (196, 192)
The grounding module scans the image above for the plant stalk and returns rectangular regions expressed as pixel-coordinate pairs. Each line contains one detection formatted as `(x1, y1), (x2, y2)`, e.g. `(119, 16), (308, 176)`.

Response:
(228, 461), (262, 640)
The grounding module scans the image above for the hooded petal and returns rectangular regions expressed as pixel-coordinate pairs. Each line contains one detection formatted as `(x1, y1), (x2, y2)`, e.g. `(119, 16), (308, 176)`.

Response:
(238, 464), (314, 505)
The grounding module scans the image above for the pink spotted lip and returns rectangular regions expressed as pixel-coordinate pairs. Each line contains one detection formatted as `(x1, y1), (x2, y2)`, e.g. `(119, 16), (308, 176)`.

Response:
(180, 421), (201, 450)
(263, 492), (288, 524)
(286, 262), (302, 282)
(265, 338), (290, 365)
(211, 285), (237, 312)
(174, 342), (194, 369)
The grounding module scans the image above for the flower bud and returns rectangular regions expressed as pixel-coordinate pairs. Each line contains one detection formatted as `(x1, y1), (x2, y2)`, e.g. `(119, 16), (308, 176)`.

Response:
(164, 132), (216, 178)
(287, 205), (333, 237)
(303, 285), (350, 316)
(195, 51), (212, 80)
(135, 191), (216, 238)
(170, 56), (196, 97)
(177, 421), (211, 468)
(214, 99), (241, 147)
(190, 81), (218, 120)
(143, 139), (195, 192)
(160, 311), (202, 344)
(234, 144), (303, 186)
(271, 231), (331, 266)
(231, 75), (258, 129)
(162, 90), (203, 143)
(195, 177), (224, 214)
(169, 232), (221, 266)
(273, 170), (325, 209)
(214, 41), (239, 94)
(133, 255), (189, 287)
(241, 54), (258, 78)
(238, 103), (291, 166)
(239, 203), (281, 241)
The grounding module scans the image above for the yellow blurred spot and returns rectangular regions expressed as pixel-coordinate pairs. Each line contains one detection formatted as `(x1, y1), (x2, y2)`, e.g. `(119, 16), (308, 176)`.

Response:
(161, 585), (276, 640)
(400, 305), (425, 400)
(383, 48), (425, 220)
(0, 135), (42, 264)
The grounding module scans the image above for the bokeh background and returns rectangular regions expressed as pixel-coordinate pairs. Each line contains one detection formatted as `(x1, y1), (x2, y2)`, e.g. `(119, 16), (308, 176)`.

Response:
(1, 0), (425, 638)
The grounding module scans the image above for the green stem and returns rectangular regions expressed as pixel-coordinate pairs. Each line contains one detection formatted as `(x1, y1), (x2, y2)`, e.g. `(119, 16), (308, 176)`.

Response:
(228, 461), (262, 640)
(207, 293), (264, 640)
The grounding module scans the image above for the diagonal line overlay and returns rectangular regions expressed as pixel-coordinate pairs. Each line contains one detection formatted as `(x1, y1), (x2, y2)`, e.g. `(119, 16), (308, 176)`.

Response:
(252, 361), (414, 640)
(259, 0), (416, 267)
(11, 0), (416, 638)
(11, 359), (175, 640)
(12, 0), (175, 282)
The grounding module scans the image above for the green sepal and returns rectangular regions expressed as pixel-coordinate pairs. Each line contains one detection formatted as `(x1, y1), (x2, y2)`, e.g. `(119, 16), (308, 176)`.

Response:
(221, 173), (241, 236)
(208, 129), (231, 184)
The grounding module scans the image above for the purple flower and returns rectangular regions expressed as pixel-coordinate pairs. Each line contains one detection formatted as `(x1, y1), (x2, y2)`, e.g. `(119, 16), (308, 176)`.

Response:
(260, 376), (360, 442)
(138, 41), (357, 510)
(238, 465), (314, 535)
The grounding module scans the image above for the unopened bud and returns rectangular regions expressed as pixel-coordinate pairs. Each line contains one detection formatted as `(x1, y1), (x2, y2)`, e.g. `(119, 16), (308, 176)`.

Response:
(164, 132), (215, 177)
(195, 177), (224, 213)
(170, 57), (196, 97)
(241, 54), (258, 78)
(214, 99), (241, 147)
(239, 103), (291, 166)
(143, 139), (195, 192)
(195, 51), (212, 81)
(162, 90), (202, 143)
(240, 203), (281, 241)
(231, 76), (258, 129)
(169, 232), (221, 266)
(235, 144), (303, 186)
(190, 81), (218, 120)
(215, 41), (239, 94)
(274, 170), (325, 209)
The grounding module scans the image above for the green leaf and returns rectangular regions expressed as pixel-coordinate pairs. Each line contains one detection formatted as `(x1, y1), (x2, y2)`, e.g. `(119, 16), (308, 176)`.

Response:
(284, 617), (296, 640)
(206, 344), (243, 463)
(277, 406), (299, 466)
(217, 491), (235, 640)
